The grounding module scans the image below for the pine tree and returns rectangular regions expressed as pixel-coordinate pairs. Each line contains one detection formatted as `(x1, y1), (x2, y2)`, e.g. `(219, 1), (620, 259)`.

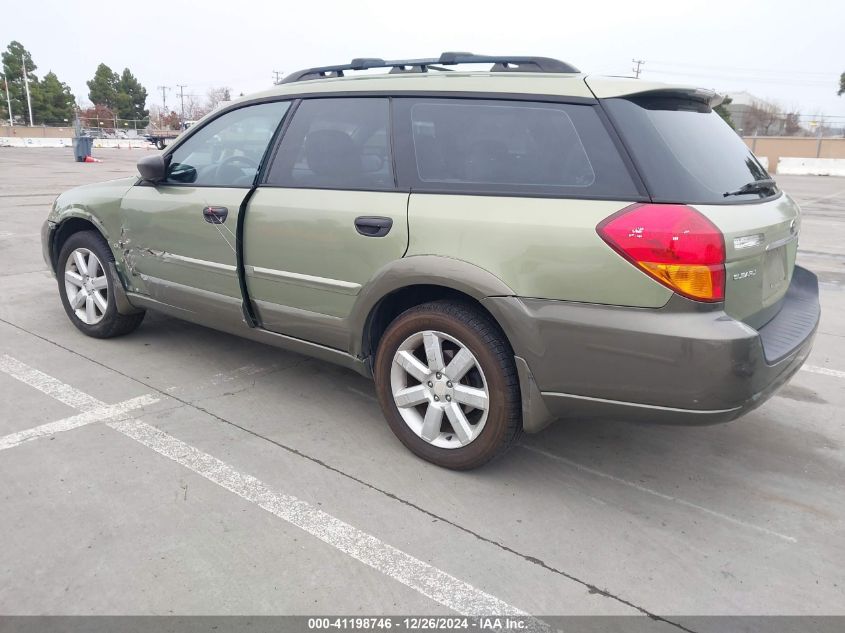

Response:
(34, 72), (75, 126)
(87, 63), (119, 109)
(1, 41), (38, 125)
(87, 64), (148, 126)
(116, 68), (148, 124)
(715, 95), (735, 130)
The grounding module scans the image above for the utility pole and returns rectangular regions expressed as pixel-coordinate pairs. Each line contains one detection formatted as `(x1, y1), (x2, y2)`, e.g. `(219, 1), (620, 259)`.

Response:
(2, 74), (12, 126)
(631, 59), (645, 79)
(272, 70), (284, 85)
(21, 54), (34, 126)
(177, 84), (187, 129)
(157, 85), (170, 128)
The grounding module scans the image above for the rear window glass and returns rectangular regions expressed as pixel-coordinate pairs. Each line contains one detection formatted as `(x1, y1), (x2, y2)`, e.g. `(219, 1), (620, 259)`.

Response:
(394, 99), (641, 199)
(603, 97), (775, 204)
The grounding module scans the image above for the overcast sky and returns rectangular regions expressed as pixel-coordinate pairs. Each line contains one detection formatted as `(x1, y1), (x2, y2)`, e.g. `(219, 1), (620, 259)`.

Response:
(4, 0), (844, 124)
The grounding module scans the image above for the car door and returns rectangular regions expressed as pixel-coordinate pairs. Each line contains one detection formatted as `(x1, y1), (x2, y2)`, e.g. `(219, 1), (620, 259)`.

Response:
(120, 101), (290, 322)
(243, 97), (409, 351)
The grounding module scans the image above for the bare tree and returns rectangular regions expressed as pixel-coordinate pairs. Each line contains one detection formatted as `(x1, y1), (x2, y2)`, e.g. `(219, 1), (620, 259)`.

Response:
(206, 86), (232, 111)
(183, 93), (209, 121)
(745, 101), (783, 136)
(784, 110), (802, 136)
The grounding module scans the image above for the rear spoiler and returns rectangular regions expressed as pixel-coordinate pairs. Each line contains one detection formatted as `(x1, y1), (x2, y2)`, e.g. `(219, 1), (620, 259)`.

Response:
(583, 77), (724, 108)
(631, 88), (724, 108)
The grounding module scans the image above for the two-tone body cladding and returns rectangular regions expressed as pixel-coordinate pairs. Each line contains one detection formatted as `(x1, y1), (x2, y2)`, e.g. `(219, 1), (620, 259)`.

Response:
(42, 53), (820, 469)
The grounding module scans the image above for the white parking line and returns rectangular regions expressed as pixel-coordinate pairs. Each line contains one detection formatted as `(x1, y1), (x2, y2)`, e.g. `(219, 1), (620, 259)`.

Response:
(0, 395), (158, 451)
(0, 354), (103, 410)
(111, 417), (536, 621)
(802, 364), (845, 380)
(0, 355), (541, 622)
(519, 445), (797, 544)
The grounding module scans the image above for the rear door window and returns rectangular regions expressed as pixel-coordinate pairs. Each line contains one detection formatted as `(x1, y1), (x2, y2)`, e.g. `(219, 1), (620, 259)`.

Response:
(602, 96), (775, 204)
(265, 98), (394, 190)
(393, 98), (641, 199)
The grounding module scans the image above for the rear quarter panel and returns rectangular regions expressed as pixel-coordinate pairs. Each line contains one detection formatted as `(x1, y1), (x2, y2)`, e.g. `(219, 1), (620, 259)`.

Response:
(407, 194), (673, 307)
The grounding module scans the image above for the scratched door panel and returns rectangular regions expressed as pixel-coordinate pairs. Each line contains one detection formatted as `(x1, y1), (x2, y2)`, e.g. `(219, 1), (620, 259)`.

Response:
(119, 185), (247, 300)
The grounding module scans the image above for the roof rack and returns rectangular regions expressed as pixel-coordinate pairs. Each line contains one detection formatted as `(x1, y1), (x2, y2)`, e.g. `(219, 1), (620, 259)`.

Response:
(279, 52), (580, 84)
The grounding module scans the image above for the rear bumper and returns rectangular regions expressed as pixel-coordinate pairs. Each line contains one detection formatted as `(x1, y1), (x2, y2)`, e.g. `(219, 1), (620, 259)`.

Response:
(484, 266), (820, 430)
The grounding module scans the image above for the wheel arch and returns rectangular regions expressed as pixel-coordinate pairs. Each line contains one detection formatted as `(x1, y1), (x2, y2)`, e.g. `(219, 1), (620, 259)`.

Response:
(49, 213), (111, 272)
(50, 215), (141, 317)
(353, 255), (517, 362)
(353, 256), (555, 434)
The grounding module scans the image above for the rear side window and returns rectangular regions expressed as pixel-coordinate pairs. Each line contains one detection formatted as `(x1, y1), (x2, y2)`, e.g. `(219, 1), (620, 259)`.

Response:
(266, 98), (393, 190)
(393, 98), (640, 198)
(603, 97), (774, 204)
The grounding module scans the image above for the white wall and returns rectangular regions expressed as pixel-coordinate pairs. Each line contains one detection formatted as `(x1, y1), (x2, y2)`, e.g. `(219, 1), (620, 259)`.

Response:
(776, 158), (845, 177)
(0, 137), (155, 149)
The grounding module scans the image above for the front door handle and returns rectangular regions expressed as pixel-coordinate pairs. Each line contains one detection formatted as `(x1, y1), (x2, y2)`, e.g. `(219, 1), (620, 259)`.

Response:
(203, 206), (229, 224)
(354, 216), (393, 238)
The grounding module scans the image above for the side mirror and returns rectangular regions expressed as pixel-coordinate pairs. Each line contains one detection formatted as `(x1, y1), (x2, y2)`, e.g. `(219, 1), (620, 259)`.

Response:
(137, 154), (168, 182)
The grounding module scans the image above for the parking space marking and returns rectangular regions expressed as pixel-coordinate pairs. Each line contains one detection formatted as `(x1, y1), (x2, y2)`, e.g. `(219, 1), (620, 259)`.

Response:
(0, 395), (158, 451)
(0, 354), (104, 410)
(519, 445), (797, 544)
(110, 418), (538, 621)
(802, 364), (845, 379)
(0, 354), (541, 622)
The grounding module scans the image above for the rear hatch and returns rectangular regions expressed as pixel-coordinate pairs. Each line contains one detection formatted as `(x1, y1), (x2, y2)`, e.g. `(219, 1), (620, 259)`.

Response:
(591, 79), (799, 328)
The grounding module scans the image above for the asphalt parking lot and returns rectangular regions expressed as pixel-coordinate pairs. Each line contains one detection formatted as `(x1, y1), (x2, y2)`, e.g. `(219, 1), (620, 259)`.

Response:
(0, 148), (843, 625)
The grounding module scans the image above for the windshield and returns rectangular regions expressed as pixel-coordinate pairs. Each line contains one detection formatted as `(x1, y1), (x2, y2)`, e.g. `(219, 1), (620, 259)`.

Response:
(603, 96), (776, 204)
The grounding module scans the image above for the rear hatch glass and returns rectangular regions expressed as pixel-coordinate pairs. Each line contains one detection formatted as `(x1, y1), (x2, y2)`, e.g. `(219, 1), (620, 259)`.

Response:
(601, 95), (774, 204)
(602, 94), (799, 328)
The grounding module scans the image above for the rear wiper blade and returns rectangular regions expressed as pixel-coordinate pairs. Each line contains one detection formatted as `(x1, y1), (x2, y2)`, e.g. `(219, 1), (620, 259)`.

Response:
(723, 178), (777, 198)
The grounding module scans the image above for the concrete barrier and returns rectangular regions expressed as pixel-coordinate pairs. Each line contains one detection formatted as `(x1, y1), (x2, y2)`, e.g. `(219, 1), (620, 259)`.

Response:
(757, 155), (769, 171)
(776, 157), (845, 177)
(0, 137), (72, 148)
(92, 139), (155, 149)
(0, 137), (155, 149)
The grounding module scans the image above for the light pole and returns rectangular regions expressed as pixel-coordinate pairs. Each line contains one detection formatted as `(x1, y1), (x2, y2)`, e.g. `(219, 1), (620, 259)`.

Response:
(21, 54), (34, 126)
(2, 74), (12, 126)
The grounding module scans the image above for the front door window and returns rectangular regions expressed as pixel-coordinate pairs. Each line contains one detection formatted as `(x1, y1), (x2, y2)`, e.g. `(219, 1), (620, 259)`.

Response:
(166, 101), (290, 187)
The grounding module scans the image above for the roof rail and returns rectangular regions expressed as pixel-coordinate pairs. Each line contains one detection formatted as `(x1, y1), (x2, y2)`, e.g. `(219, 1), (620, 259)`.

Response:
(280, 52), (580, 84)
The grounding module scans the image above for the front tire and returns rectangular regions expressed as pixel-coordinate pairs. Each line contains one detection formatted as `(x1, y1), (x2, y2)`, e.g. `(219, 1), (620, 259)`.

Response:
(57, 230), (145, 338)
(374, 300), (522, 470)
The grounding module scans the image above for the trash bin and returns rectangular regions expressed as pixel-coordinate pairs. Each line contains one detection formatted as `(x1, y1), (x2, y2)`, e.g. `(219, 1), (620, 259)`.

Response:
(72, 136), (93, 162)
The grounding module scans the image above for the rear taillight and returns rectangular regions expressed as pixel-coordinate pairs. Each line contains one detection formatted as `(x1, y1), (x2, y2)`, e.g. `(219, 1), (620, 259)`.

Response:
(597, 203), (725, 302)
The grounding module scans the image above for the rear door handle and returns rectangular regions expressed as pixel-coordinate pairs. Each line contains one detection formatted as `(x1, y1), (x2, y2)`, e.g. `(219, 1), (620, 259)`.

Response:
(203, 206), (229, 224)
(354, 216), (393, 238)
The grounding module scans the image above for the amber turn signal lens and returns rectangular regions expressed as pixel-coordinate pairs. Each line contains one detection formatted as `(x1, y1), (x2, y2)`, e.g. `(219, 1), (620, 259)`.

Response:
(639, 263), (725, 302)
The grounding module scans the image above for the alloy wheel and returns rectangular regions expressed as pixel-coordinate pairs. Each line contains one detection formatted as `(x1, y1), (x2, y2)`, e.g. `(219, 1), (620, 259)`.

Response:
(390, 330), (489, 449)
(64, 247), (109, 325)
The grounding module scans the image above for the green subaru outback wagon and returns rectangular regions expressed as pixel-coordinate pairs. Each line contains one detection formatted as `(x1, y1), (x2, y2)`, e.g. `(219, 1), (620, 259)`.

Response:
(42, 53), (820, 469)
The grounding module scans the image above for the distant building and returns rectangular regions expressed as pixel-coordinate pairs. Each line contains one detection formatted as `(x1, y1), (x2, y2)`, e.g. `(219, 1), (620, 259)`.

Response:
(724, 92), (786, 136)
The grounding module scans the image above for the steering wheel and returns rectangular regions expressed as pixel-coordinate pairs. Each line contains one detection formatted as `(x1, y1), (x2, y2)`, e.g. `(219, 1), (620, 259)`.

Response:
(214, 154), (259, 184)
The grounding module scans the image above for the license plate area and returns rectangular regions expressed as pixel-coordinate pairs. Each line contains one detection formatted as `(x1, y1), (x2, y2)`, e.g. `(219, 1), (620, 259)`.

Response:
(763, 245), (788, 302)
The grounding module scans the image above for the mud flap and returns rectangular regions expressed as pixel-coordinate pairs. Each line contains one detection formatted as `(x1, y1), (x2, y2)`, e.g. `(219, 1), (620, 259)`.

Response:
(107, 262), (144, 315)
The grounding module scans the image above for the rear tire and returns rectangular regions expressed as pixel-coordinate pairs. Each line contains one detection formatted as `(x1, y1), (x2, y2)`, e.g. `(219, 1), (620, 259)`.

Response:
(57, 230), (145, 338)
(374, 300), (522, 470)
